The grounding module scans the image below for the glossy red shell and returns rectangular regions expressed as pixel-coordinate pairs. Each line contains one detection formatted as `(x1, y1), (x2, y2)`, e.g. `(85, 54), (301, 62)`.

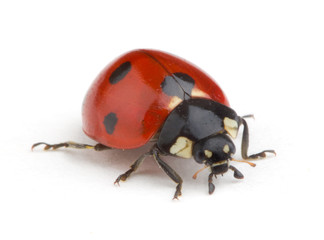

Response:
(82, 49), (229, 149)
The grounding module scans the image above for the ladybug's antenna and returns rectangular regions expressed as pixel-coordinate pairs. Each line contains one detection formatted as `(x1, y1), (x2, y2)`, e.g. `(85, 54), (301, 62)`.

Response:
(192, 165), (209, 179)
(230, 158), (256, 167)
(192, 158), (256, 180)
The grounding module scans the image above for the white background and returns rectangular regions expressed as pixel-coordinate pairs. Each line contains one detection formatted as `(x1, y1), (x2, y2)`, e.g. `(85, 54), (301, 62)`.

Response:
(1, 0), (323, 239)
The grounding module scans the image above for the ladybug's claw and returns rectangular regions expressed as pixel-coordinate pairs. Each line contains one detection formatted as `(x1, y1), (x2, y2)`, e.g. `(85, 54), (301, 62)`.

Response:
(114, 179), (121, 186)
(173, 185), (182, 200)
(114, 174), (128, 186)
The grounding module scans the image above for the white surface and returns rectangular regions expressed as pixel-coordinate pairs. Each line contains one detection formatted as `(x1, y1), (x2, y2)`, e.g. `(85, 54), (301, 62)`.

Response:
(1, 1), (323, 239)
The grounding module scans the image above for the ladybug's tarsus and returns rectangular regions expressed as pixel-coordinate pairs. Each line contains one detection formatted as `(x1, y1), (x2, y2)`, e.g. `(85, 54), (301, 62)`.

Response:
(208, 173), (215, 194)
(31, 142), (111, 151)
(247, 150), (276, 159)
(229, 165), (244, 179)
(31, 142), (67, 151)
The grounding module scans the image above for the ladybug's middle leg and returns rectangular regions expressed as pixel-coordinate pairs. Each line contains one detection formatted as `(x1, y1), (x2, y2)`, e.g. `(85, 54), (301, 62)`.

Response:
(32, 141), (111, 151)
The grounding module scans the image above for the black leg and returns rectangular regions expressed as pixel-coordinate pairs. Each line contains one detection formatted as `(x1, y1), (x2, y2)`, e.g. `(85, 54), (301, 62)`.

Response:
(152, 148), (183, 200)
(114, 152), (150, 185)
(241, 118), (276, 160)
(229, 165), (244, 179)
(32, 141), (111, 151)
(208, 173), (215, 195)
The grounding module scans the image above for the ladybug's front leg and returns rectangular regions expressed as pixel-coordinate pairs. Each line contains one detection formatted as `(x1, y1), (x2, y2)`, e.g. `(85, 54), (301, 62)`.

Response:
(240, 118), (276, 159)
(32, 141), (111, 151)
(152, 148), (183, 200)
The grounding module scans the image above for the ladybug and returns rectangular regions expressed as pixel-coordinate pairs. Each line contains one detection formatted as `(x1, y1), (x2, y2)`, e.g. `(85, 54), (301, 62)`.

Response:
(32, 49), (275, 199)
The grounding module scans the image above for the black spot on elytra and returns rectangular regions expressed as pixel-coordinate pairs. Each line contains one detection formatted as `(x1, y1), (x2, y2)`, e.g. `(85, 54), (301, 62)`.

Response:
(103, 112), (118, 134)
(161, 72), (195, 100)
(109, 61), (131, 84)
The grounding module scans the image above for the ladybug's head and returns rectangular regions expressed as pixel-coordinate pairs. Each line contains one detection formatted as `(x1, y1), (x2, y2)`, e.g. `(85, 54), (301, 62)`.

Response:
(193, 134), (236, 175)
(192, 133), (256, 194)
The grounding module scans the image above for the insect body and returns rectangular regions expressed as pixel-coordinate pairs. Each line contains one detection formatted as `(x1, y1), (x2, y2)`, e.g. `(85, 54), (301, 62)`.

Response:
(33, 49), (275, 199)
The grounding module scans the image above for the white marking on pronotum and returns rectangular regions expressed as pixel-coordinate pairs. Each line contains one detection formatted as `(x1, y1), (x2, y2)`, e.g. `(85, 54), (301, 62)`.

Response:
(204, 150), (213, 158)
(170, 136), (193, 159)
(224, 117), (238, 139)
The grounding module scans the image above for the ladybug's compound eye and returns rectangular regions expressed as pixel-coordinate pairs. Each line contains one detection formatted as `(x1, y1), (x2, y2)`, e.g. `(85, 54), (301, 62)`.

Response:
(193, 151), (206, 164)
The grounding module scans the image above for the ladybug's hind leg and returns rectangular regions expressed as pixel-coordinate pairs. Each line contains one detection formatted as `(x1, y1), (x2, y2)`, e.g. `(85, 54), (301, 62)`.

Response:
(32, 141), (111, 151)
(240, 118), (276, 160)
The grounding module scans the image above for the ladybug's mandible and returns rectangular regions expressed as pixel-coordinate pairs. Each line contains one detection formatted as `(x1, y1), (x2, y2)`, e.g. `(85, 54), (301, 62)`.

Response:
(33, 49), (275, 199)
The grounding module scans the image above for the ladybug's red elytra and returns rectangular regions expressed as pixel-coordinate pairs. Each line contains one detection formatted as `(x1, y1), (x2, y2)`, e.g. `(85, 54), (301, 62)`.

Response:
(32, 49), (275, 199)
